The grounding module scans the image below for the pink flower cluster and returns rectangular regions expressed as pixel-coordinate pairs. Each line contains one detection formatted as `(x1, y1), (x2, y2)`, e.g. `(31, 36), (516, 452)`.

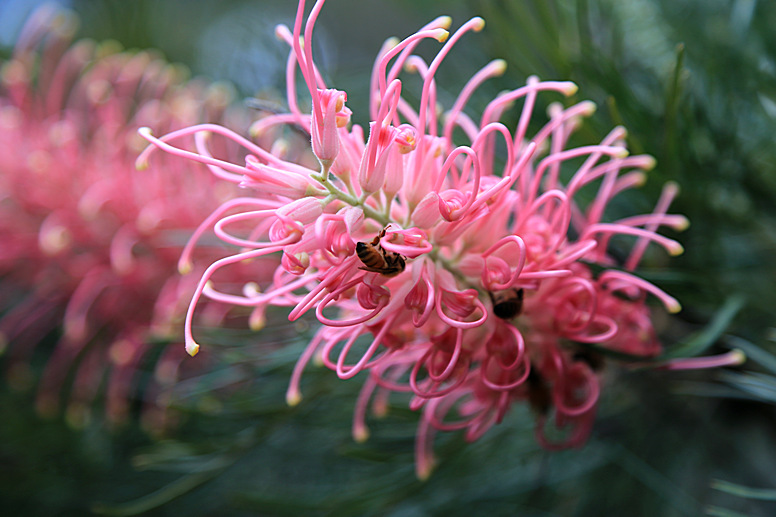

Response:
(0, 7), (265, 431)
(140, 0), (741, 477)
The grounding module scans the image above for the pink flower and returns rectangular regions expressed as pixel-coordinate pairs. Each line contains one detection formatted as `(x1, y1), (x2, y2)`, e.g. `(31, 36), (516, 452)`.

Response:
(0, 6), (274, 431)
(140, 0), (742, 477)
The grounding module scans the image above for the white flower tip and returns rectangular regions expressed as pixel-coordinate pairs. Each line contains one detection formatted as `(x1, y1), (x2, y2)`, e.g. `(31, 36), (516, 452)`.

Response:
(562, 82), (579, 96)
(580, 100), (597, 116)
(249, 313), (265, 332)
(632, 171), (647, 187)
(433, 28), (450, 43)
(177, 260), (192, 275)
(674, 216), (691, 231)
(39, 225), (71, 256)
(471, 17), (486, 32)
(243, 281), (261, 297)
(372, 402), (389, 418)
(286, 390), (302, 407)
(185, 340), (200, 357)
(274, 24), (290, 40)
(64, 320), (86, 341)
(52, 11), (78, 38)
(664, 180), (680, 196)
(248, 121), (262, 138)
(642, 155), (657, 171)
(353, 426), (370, 443)
(384, 36), (400, 50)
(436, 15), (453, 30)
(729, 349), (747, 366)
(547, 102), (563, 118)
(669, 242), (684, 256)
(416, 461), (434, 481)
(491, 59), (507, 76)
(614, 147), (630, 159)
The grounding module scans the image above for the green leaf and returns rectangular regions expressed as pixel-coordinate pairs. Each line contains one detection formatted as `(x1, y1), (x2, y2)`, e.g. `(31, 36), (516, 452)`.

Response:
(705, 505), (755, 517)
(660, 294), (746, 360)
(717, 370), (776, 403)
(711, 478), (776, 501)
(91, 469), (224, 516)
(723, 335), (776, 375)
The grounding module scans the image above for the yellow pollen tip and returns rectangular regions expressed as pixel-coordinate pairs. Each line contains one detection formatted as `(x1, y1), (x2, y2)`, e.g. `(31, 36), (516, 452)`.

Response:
(665, 180), (681, 196)
(372, 403), (389, 418)
(562, 82), (579, 96)
(668, 300), (682, 314)
(186, 341), (200, 357)
(353, 427), (370, 443)
(669, 243), (684, 256)
(433, 29), (450, 43)
(675, 216), (691, 231)
(417, 463), (434, 482)
(492, 59), (507, 75)
(437, 16), (453, 30)
(243, 281), (261, 297)
(579, 100), (597, 116)
(178, 260), (192, 275)
(614, 147), (630, 159)
(249, 314), (265, 332)
(384, 36), (400, 50)
(730, 349), (747, 365)
(286, 390), (302, 407)
(643, 156), (657, 171)
(632, 172), (647, 187)
(135, 157), (148, 171)
(472, 17), (486, 32)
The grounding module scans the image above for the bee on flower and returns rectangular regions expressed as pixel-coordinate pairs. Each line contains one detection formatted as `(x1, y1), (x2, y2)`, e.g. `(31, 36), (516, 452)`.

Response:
(139, 0), (743, 477)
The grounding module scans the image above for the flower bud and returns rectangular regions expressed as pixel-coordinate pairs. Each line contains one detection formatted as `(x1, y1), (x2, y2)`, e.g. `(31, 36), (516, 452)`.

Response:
(311, 88), (349, 172)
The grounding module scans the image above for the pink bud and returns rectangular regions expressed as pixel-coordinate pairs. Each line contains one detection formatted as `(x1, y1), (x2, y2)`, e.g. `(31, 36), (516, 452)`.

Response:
(270, 197), (324, 242)
(411, 192), (442, 228)
(358, 122), (392, 194)
(340, 206), (364, 234)
(382, 144), (405, 197)
(311, 88), (348, 170)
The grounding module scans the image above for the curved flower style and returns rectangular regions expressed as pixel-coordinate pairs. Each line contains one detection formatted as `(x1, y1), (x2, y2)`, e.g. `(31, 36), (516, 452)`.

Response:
(140, 0), (742, 477)
(0, 7), (270, 431)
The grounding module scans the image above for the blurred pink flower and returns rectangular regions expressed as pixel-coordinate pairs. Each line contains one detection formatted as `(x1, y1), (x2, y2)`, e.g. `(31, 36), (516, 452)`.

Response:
(140, 0), (742, 477)
(0, 6), (273, 431)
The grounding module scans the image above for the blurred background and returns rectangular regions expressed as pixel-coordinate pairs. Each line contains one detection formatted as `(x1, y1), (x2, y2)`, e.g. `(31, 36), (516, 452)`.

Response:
(1, 0), (776, 515)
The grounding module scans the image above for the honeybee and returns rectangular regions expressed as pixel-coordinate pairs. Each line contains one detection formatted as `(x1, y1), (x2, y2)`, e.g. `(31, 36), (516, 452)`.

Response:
(356, 228), (406, 277)
(490, 288), (524, 320)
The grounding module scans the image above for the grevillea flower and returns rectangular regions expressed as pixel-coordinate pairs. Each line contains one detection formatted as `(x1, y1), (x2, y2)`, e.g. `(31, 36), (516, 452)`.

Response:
(0, 6), (274, 431)
(139, 0), (744, 477)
